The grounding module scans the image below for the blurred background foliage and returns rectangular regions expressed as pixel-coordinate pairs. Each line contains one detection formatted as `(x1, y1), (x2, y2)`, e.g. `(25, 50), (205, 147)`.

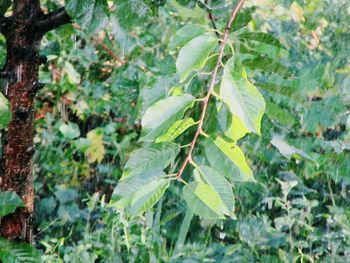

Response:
(1, 0), (350, 262)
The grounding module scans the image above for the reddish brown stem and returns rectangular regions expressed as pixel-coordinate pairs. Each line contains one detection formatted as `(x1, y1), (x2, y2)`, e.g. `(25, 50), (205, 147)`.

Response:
(176, 0), (245, 180)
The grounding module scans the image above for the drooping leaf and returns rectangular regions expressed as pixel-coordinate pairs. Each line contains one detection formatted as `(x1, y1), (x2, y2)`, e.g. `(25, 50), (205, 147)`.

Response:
(271, 135), (315, 162)
(197, 165), (235, 218)
(122, 142), (180, 178)
(65, 0), (109, 35)
(141, 94), (195, 142)
(85, 129), (105, 163)
(169, 24), (208, 49)
(176, 35), (218, 82)
(0, 192), (24, 217)
(204, 137), (255, 182)
(129, 179), (169, 216)
(0, 92), (11, 129)
(183, 181), (226, 219)
(0, 238), (41, 263)
(220, 57), (265, 134)
(156, 118), (197, 143)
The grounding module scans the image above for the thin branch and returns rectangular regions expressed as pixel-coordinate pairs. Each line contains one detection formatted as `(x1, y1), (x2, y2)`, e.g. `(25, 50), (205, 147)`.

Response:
(91, 36), (127, 65)
(176, 0), (245, 180)
(35, 7), (71, 33)
(205, 0), (220, 38)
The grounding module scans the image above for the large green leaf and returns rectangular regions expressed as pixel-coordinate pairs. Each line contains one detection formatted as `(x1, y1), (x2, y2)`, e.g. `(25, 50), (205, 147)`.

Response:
(112, 170), (166, 201)
(65, 0), (109, 35)
(0, 192), (24, 217)
(169, 24), (208, 49)
(220, 58), (265, 134)
(122, 142), (180, 178)
(0, 92), (11, 129)
(156, 118), (196, 143)
(176, 35), (218, 82)
(129, 179), (169, 216)
(0, 238), (41, 263)
(197, 165), (235, 218)
(183, 181), (226, 219)
(141, 94), (195, 142)
(204, 137), (255, 182)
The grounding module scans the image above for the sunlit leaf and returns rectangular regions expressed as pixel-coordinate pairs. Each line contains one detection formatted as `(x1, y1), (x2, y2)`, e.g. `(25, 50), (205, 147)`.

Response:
(156, 118), (196, 143)
(220, 58), (265, 134)
(204, 137), (255, 182)
(86, 129), (105, 163)
(141, 94), (195, 142)
(59, 122), (81, 140)
(183, 181), (226, 219)
(197, 165), (235, 218)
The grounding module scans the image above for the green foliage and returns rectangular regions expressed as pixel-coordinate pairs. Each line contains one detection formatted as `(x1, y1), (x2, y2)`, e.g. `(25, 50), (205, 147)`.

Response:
(0, 0), (348, 262)
(65, 0), (109, 35)
(0, 92), (11, 129)
(0, 238), (41, 263)
(0, 191), (24, 217)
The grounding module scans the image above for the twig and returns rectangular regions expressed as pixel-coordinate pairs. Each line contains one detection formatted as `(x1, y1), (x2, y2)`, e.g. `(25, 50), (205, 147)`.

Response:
(91, 36), (127, 65)
(176, 0), (245, 180)
(205, 0), (220, 38)
(71, 24), (127, 65)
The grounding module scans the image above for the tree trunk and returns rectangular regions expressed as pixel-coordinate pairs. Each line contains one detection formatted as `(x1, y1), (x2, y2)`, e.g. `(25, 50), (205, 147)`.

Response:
(0, 0), (70, 242)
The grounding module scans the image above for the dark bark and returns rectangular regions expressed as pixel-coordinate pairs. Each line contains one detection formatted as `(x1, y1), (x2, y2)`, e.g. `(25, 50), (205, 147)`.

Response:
(0, 1), (70, 242)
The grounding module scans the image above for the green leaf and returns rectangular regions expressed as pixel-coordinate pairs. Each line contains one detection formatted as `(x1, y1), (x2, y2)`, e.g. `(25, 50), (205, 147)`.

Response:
(156, 118), (196, 143)
(85, 129), (105, 164)
(59, 122), (81, 140)
(112, 170), (166, 201)
(0, 0), (10, 15)
(225, 115), (249, 142)
(0, 192), (24, 217)
(169, 24), (208, 49)
(183, 181), (226, 219)
(64, 61), (81, 84)
(271, 135), (315, 162)
(122, 142), (180, 178)
(204, 137), (255, 182)
(65, 0), (109, 35)
(176, 35), (218, 83)
(0, 238), (41, 263)
(141, 94), (195, 142)
(114, 0), (151, 29)
(197, 165), (235, 218)
(238, 32), (285, 49)
(0, 92), (11, 130)
(220, 58), (265, 134)
(129, 179), (169, 216)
